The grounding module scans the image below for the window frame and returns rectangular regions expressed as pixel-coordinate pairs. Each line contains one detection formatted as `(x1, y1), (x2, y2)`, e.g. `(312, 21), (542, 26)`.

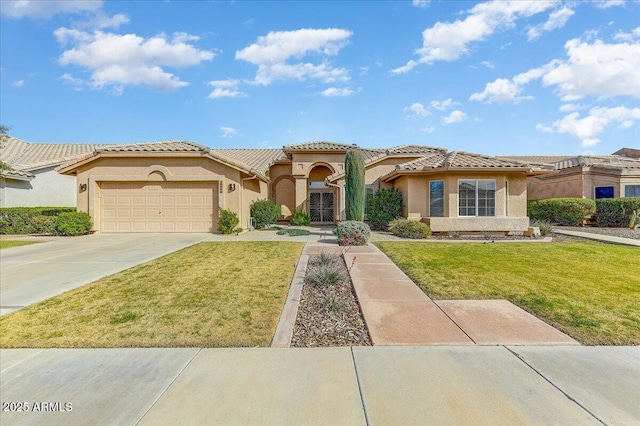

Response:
(624, 185), (640, 198)
(429, 180), (445, 217)
(594, 186), (614, 199)
(458, 179), (496, 217)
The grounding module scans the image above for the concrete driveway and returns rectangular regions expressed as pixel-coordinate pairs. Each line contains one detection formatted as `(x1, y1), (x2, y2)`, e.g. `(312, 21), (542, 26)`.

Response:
(0, 233), (211, 316)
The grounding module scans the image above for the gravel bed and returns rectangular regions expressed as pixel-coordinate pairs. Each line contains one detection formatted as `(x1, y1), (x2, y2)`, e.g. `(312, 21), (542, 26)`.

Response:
(370, 231), (544, 242)
(555, 226), (640, 240)
(291, 254), (372, 347)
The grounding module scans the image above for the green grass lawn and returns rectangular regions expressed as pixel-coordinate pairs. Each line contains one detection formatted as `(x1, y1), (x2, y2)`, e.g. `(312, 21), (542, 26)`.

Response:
(0, 242), (303, 348)
(0, 240), (40, 250)
(376, 240), (640, 345)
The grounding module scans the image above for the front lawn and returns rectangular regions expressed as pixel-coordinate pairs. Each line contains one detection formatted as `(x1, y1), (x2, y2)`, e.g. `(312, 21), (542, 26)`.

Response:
(376, 240), (640, 345)
(0, 240), (39, 250)
(0, 242), (303, 348)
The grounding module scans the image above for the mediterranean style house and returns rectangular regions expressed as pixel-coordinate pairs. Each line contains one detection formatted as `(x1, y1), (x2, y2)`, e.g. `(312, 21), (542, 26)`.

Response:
(3, 136), (639, 233)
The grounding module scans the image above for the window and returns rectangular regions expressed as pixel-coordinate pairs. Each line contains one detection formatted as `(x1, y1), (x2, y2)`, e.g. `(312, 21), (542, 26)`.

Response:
(595, 186), (614, 199)
(309, 181), (328, 189)
(364, 184), (374, 217)
(458, 179), (496, 217)
(625, 185), (640, 198)
(429, 180), (444, 217)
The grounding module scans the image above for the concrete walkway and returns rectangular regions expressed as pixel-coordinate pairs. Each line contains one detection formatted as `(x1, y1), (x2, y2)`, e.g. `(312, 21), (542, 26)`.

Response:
(1, 346), (638, 425)
(552, 229), (640, 247)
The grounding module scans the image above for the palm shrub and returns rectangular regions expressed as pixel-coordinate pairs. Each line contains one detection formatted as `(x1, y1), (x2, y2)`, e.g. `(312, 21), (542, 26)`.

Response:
(345, 149), (365, 221)
(54, 212), (92, 236)
(217, 209), (240, 234)
(367, 187), (403, 230)
(388, 218), (432, 239)
(333, 220), (371, 245)
(250, 199), (281, 229)
(290, 208), (311, 226)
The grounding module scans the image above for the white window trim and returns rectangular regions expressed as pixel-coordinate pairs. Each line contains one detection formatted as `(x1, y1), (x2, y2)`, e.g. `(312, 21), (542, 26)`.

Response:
(458, 179), (496, 217)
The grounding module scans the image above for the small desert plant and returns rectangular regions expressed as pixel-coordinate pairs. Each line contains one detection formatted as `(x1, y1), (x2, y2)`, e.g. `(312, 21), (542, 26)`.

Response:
(54, 212), (92, 236)
(309, 251), (339, 268)
(531, 219), (553, 236)
(250, 199), (281, 229)
(629, 209), (639, 230)
(366, 187), (403, 231)
(388, 219), (432, 239)
(333, 220), (371, 246)
(305, 263), (346, 287)
(217, 209), (241, 234)
(448, 231), (462, 239)
(323, 297), (345, 313)
(290, 209), (311, 226)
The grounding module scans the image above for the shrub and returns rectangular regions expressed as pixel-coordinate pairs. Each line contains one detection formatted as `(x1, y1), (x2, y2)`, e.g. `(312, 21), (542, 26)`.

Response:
(629, 210), (639, 230)
(309, 251), (339, 268)
(345, 149), (365, 221)
(531, 219), (553, 236)
(527, 198), (596, 226)
(305, 263), (346, 287)
(332, 220), (371, 246)
(594, 198), (640, 227)
(388, 219), (432, 239)
(0, 207), (75, 234)
(448, 231), (462, 239)
(54, 212), (92, 236)
(217, 209), (240, 234)
(366, 187), (403, 231)
(290, 209), (311, 226)
(276, 228), (311, 236)
(250, 199), (281, 229)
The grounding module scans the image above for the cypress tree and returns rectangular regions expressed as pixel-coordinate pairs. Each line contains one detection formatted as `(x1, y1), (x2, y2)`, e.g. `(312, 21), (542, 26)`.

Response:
(345, 149), (365, 221)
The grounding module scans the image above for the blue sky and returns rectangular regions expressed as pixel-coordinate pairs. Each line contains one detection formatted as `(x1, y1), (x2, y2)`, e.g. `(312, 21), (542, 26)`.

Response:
(1, 0), (638, 156)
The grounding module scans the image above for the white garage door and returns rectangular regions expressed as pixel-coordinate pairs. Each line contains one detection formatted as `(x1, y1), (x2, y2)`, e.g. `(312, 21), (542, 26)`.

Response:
(100, 182), (218, 232)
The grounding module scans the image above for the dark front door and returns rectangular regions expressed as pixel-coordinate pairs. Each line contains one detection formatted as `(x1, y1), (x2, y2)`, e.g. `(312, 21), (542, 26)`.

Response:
(309, 191), (334, 223)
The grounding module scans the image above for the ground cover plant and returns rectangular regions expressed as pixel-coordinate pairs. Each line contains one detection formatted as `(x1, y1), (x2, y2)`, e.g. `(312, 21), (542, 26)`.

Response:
(0, 242), (303, 348)
(376, 240), (640, 345)
(0, 240), (39, 250)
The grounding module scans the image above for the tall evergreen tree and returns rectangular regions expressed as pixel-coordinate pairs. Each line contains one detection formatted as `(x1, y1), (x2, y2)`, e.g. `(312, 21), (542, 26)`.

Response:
(345, 149), (365, 221)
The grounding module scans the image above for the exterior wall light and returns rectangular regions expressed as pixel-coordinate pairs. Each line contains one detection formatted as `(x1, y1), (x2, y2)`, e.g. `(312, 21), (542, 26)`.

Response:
(228, 183), (236, 192)
(79, 183), (87, 191)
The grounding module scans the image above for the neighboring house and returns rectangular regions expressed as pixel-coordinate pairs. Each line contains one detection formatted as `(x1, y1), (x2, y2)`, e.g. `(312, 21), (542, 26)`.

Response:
(0, 137), (106, 207)
(503, 154), (640, 200)
(57, 140), (548, 234)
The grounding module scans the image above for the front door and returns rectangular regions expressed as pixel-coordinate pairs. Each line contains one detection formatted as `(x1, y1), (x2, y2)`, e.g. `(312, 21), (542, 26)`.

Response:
(309, 191), (334, 223)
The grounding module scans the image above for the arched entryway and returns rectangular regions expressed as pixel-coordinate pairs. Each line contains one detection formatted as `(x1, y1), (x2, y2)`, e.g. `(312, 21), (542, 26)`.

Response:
(273, 176), (295, 220)
(307, 164), (335, 224)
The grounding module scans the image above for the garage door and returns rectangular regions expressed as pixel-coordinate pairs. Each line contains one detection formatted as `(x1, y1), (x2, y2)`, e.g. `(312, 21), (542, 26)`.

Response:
(100, 182), (218, 232)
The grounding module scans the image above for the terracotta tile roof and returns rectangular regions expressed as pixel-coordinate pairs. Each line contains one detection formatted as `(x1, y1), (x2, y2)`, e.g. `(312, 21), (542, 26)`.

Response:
(553, 155), (640, 170)
(1, 137), (30, 164)
(283, 141), (359, 151)
(387, 144), (447, 155)
(612, 148), (640, 159)
(396, 151), (537, 171)
(97, 141), (208, 153)
(1, 137), (105, 170)
(499, 155), (573, 165)
(213, 149), (288, 177)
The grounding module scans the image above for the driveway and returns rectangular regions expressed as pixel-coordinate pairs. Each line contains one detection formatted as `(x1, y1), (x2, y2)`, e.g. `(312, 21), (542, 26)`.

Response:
(0, 233), (211, 316)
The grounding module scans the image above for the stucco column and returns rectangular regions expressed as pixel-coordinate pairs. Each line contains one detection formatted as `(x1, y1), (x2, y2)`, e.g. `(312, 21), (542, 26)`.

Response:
(295, 177), (307, 212)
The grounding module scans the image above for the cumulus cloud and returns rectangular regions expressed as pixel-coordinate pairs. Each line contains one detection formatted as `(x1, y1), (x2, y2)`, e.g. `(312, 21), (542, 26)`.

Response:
(207, 80), (247, 99)
(412, 0), (430, 8)
(404, 102), (431, 117)
(559, 103), (584, 112)
(443, 110), (468, 125)
(430, 98), (459, 111)
(320, 87), (354, 97)
(220, 126), (238, 138)
(538, 106), (640, 147)
(594, 0), (625, 9)
(469, 77), (534, 103)
(527, 5), (574, 41)
(392, 0), (555, 74)
(55, 29), (214, 92)
(236, 28), (352, 85)
(613, 27), (640, 42)
(0, 0), (103, 19)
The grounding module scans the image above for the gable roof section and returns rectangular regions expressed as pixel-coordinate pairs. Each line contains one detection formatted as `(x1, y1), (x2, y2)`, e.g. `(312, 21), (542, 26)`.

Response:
(97, 140), (208, 153)
(213, 149), (287, 178)
(612, 148), (640, 159)
(553, 155), (640, 171)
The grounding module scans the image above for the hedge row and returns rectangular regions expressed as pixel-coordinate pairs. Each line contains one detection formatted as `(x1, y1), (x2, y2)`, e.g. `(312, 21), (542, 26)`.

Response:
(0, 207), (92, 235)
(527, 198), (596, 226)
(595, 198), (640, 227)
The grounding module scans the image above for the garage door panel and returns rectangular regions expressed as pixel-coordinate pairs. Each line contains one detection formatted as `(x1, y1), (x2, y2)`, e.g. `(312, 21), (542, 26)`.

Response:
(100, 182), (217, 233)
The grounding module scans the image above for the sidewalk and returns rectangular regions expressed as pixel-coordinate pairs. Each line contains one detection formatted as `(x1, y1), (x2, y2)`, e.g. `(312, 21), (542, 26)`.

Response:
(1, 346), (638, 425)
(552, 229), (640, 247)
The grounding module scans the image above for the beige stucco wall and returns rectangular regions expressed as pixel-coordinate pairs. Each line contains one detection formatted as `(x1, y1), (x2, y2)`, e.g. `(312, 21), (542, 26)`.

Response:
(527, 167), (640, 200)
(1, 167), (77, 208)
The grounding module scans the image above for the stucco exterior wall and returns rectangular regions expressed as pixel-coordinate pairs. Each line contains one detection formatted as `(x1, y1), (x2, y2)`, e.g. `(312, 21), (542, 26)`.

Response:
(0, 167), (76, 207)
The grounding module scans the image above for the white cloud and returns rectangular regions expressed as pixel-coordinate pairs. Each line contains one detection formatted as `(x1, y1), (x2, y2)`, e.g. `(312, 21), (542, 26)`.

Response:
(236, 28), (352, 85)
(430, 98), (458, 111)
(469, 77), (533, 103)
(12, 80), (24, 87)
(543, 106), (640, 147)
(320, 87), (354, 97)
(0, 0), (103, 19)
(220, 126), (238, 138)
(405, 102), (431, 117)
(59, 73), (85, 91)
(392, 0), (555, 74)
(207, 80), (247, 99)
(480, 60), (495, 69)
(559, 103), (584, 112)
(536, 123), (554, 133)
(412, 0), (430, 8)
(527, 5), (574, 41)
(595, 0), (625, 9)
(421, 126), (436, 133)
(443, 110), (468, 125)
(613, 27), (640, 42)
(55, 29), (214, 92)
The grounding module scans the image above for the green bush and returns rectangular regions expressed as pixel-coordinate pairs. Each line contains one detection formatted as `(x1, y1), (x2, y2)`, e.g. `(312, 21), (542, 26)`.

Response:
(250, 199), (281, 229)
(0, 207), (76, 234)
(290, 209), (311, 226)
(345, 149), (365, 221)
(217, 209), (240, 234)
(594, 198), (640, 227)
(54, 212), (92, 236)
(388, 218), (432, 239)
(366, 187), (403, 231)
(527, 198), (596, 226)
(332, 220), (371, 246)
